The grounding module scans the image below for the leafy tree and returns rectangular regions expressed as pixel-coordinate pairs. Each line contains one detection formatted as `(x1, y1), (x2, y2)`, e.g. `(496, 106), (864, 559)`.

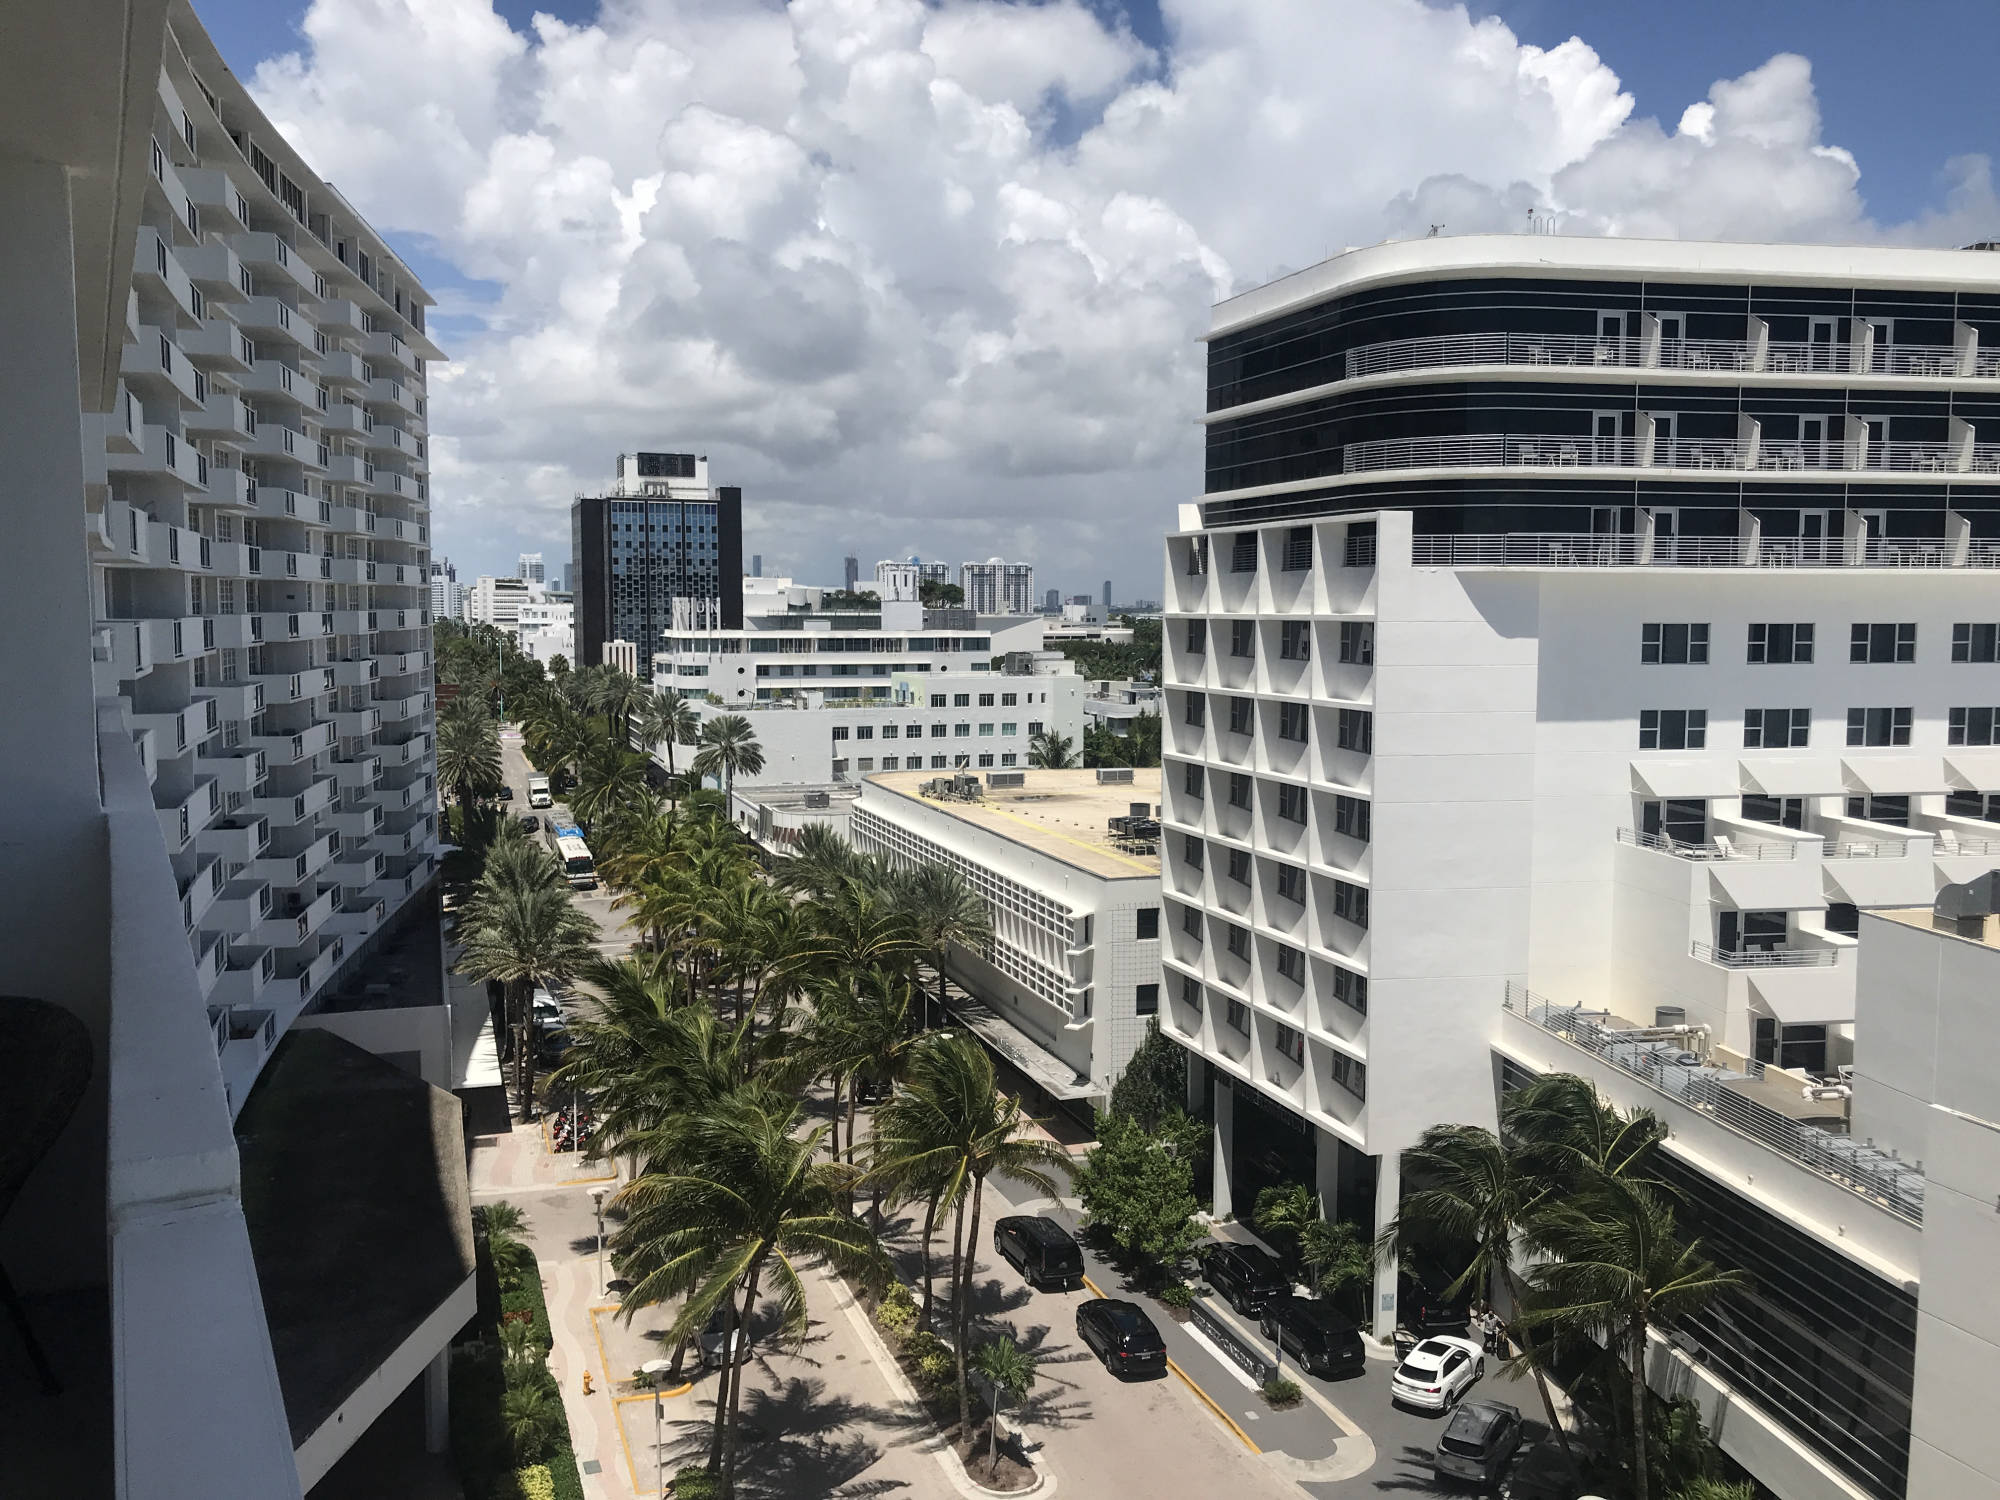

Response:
(895, 862), (992, 1028)
(1073, 1111), (1202, 1269)
(501, 1381), (565, 1463)
(970, 1335), (1038, 1477)
(1108, 1019), (1190, 1130)
(820, 588), (880, 608)
(918, 579), (964, 608)
(692, 714), (766, 793)
(773, 822), (856, 900)
(1254, 1185), (1367, 1301)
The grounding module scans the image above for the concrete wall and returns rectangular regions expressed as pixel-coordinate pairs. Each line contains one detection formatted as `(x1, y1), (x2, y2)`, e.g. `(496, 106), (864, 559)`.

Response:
(295, 1005), (453, 1088)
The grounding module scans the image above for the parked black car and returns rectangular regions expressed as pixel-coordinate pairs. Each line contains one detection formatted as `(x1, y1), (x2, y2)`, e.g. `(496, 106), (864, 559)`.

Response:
(1399, 1268), (1473, 1338)
(497, 785), (513, 802)
(1433, 1400), (1524, 1488)
(1259, 1295), (1366, 1378)
(518, 814), (541, 831)
(1075, 1299), (1167, 1378)
(994, 1215), (1085, 1291)
(1199, 1241), (1290, 1315)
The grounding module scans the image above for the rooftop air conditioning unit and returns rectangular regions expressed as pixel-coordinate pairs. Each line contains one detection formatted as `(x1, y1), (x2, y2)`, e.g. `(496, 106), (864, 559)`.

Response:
(803, 791), (830, 809)
(1096, 767), (1134, 785)
(987, 771), (1025, 789)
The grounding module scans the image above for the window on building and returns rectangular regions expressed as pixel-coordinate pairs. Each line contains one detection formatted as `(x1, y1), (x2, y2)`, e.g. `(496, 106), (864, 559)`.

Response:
(999, 752), (1017, 767)
(1332, 879), (1369, 927)
(953, 723), (971, 737)
(881, 755), (900, 770)
(1847, 707), (1912, 746)
(1276, 864), (1304, 904)
(1343, 521), (1377, 567)
(1336, 708), (1372, 753)
(929, 723), (948, 738)
(1280, 620), (1311, 661)
(978, 692), (994, 707)
(1274, 1022), (1304, 1063)
(1743, 708), (1810, 748)
(1228, 696), (1253, 734)
(1741, 794), (1804, 829)
(1338, 621), (1373, 665)
(1748, 622), (1814, 663)
(1276, 945), (1305, 984)
(1001, 691), (1018, 706)
(1947, 789), (2000, 821)
(1850, 623), (1916, 663)
(1952, 623), (2000, 663)
(1184, 694), (1206, 728)
(1228, 772), (1252, 809)
(1183, 761), (1204, 798)
(931, 754), (948, 769)
(1328, 1053), (1366, 1099)
(907, 723), (923, 739)
(1181, 900), (1203, 936)
(832, 725), (849, 741)
(1136, 906), (1160, 940)
(1331, 966), (1367, 1014)
(1185, 619), (1206, 655)
(1135, 983), (1159, 1016)
(1028, 720), (1043, 735)
(1230, 620), (1255, 658)
(978, 722), (994, 735)
(953, 692), (970, 707)
(1227, 846), (1251, 883)
(1001, 722), (1017, 735)
(1181, 835), (1204, 871)
(1278, 702), (1308, 742)
(832, 758), (849, 775)
(879, 724), (899, 739)
(1281, 527), (1312, 571)
(929, 693), (947, 708)
(1226, 924), (1249, 960)
(1230, 533), (1257, 573)
(1846, 794), (1910, 826)
(1950, 707), (2000, 746)
(1180, 974), (1203, 1011)
(1642, 622), (1710, 664)
(974, 752), (992, 767)
(1334, 794), (1371, 842)
(1225, 999), (1250, 1035)
(1278, 784), (1307, 823)
(1639, 708), (1707, 750)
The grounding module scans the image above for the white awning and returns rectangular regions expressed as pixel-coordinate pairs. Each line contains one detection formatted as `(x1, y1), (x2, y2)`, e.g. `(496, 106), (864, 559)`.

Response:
(1632, 759), (1740, 799)
(1738, 758), (1848, 797)
(1751, 967), (1856, 1027)
(1945, 753), (2000, 792)
(1841, 757), (1945, 796)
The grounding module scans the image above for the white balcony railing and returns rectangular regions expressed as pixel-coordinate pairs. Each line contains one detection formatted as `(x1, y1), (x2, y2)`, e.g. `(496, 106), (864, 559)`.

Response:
(1690, 940), (1835, 969)
(1616, 827), (1798, 861)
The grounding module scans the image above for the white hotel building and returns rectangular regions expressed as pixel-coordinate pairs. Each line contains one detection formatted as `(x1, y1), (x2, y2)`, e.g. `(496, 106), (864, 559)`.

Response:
(4, 4), (465, 1496)
(1163, 235), (2000, 1500)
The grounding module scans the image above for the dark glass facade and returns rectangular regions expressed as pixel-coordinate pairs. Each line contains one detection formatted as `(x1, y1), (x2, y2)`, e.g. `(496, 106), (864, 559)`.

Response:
(571, 484), (742, 679)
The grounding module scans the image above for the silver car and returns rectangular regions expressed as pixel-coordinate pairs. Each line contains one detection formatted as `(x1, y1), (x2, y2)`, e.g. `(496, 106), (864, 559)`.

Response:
(1433, 1400), (1524, 1488)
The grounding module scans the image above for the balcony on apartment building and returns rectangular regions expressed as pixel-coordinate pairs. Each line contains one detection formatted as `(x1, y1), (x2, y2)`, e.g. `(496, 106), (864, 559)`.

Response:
(1339, 427), (2000, 478)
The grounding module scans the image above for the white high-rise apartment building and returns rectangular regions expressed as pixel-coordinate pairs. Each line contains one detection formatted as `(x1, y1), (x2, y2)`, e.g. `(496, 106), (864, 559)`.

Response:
(516, 550), (544, 584)
(464, 573), (533, 629)
(1165, 235), (2000, 1500)
(961, 556), (1035, 614)
(4, 3), (461, 1494)
(429, 555), (462, 621)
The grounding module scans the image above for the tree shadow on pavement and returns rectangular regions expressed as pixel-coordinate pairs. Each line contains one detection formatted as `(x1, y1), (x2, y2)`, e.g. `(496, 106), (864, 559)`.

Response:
(1353, 1442), (1459, 1494)
(657, 1375), (924, 1500)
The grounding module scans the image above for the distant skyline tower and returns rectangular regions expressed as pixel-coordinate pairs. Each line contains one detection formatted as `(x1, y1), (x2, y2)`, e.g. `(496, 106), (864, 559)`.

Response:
(1044, 586), (1060, 611)
(1103, 577), (1113, 611)
(843, 555), (860, 591)
(751, 553), (762, 577)
(517, 551), (545, 584)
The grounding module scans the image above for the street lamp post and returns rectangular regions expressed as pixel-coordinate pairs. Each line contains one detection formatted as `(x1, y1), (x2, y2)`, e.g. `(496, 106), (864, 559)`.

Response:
(591, 1185), (608, 1298)
(654, 1392), (664, 1496)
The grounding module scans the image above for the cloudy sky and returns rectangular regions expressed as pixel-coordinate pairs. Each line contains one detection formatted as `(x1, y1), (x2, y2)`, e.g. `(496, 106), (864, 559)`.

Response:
(203, 0), (2000, 599)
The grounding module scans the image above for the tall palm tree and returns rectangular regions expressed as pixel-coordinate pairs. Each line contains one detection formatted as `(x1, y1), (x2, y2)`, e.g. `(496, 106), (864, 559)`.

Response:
(692, 714), (765, 794)
(613, 1097), (883, 1497)
(595, 667), (641, 743)
(633, 689), (701, 783)
(895, 862), (992, 1028)
(570, 744), (654, 834)
(1528, 1177), (1746, 1500)
(456, 881), (599, 1110)
(773, 822), (855, 900)
(869, 1034), (1072, 1433)
(437, 709), (502, 827)
(1027, 730), (1076, 769)
(808, 968), (925, 1216)
(971, 1336), (1039, 1478)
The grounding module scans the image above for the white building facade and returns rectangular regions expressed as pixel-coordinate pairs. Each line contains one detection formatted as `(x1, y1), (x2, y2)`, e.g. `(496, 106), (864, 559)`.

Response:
(1165, 234), (2000, 1500)
(853, 769), (1164, 1120)
(463, 572), (533, 630)
(961, 556), (1036, 614)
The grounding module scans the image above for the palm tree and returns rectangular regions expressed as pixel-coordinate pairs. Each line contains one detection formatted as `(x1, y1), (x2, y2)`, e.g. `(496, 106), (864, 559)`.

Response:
(1254, 1184), (1368, 1302)
(437, 709), (502, 827)
(896, 862), (992, 1029)
(501, 1382), (566, 1463)
(808, 968), (925, 1215)
(971, 1335), (1039, 1477)
(1381, 1120), (1580, 1475)
(570, 744), (654, 834)
(633, 689), (701, 782)
(613, 1097), (883, 1497)
(1027, 730), (1076, 769)
(691, 714), (765, 794)
(595, 667), (641, 743)
(869, 1034), (1072, 1433)
(456, 881), (599, 1110)
(773, 822), (855, 900)
(1528, 1177), (1746, 1500)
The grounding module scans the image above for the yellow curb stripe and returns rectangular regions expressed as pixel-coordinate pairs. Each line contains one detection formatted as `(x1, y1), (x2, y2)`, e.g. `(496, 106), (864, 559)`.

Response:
(1168, 1357), (1262, 1455)
(1077, 1273), (1260, 1456)
(612, 1383), (653, 1496)
(589, 1302), (618, 1387)
(558, 1171), (617, 1186)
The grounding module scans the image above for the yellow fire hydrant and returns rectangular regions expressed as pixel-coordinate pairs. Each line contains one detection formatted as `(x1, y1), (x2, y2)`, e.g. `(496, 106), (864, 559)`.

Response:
(581, 1370), (594, 1397)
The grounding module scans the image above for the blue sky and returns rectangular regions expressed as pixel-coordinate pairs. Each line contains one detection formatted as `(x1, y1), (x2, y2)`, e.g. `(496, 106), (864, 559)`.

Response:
(196, 0), (1999, 228)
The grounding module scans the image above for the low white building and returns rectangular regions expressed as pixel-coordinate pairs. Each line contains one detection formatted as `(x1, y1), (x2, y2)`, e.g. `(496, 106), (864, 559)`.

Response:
(463, 573), (535, 630)
(1084, 678), (1163, 735)
(515, 596), (573, 663)
(853, 768), (1165, 1121)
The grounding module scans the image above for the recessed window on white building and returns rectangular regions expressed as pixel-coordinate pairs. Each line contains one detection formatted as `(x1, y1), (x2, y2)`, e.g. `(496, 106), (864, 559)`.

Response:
(1951, 623), (1999, 662)
(1642, 622), (1710, 664)
(1225, 998), (1250, 1034)
(1949, 707), (2000, 746)
(1136, 983), (1159, 1015)
(1328, 1053), (1366, 1099)
(1748, 622), (1815, 663)
(1743, 708), (1810, 748)
(1847, 707), (1912, 746)
(1336, 708), (1372, 753)
(1331, 965), (1367, 1014)
(1639, 708), (1707, 749)
(1850, 622), (1916, 663)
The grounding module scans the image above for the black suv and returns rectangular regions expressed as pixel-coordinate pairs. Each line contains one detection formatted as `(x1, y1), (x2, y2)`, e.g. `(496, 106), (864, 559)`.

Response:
(1433, 1400), (1524, 1488)
(1075, 1299), (1167, 1377)
(1259, 1295), (1365, 1378)
(994, 1215), (1085, 1290)
(1199, 1242), (1290, 1314)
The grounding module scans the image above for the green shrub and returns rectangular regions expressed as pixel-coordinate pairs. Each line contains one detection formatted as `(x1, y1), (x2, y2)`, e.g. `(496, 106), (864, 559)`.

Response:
(673, 1466), (722, 1500)
(876, 1297), (916, 1338)
(915, 1348), (956, 1389)
(881, 1279), (915, 1311)
(1261, 1376), (1303, 1408)
(902, 1329), (947, 1362)
(1156, 1282), (1195, 1310)
(515, 1466), (555, 1500)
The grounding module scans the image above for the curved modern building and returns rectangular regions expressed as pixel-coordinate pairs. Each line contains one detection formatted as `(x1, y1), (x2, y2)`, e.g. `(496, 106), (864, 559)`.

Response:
(1162, 235), (2000, 1500)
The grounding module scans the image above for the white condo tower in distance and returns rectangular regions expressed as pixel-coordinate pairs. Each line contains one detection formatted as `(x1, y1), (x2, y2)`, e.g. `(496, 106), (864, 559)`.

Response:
(1162, 233), (2000, 1500)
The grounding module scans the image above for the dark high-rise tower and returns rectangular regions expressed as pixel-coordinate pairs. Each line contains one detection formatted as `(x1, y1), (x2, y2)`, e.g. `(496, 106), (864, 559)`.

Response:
(571, 452), (742, 680)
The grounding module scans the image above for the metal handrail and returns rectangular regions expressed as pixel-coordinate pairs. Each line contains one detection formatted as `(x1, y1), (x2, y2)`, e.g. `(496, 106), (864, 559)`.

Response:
(1410, 534), (2000, 571)
(1506, 985), (1922, 1223)
(1690, 940), (1835, 969)
(1342, 332), (1642, 379)
(1617, 827), (1797, 861)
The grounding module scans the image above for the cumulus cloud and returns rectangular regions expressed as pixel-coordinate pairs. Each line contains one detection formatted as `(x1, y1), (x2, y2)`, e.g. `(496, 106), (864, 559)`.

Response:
(251, 0), (1998, 592)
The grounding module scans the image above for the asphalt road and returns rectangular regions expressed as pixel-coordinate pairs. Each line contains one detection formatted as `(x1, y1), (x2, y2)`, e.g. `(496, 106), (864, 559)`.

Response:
(496, 728), (640, 959)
